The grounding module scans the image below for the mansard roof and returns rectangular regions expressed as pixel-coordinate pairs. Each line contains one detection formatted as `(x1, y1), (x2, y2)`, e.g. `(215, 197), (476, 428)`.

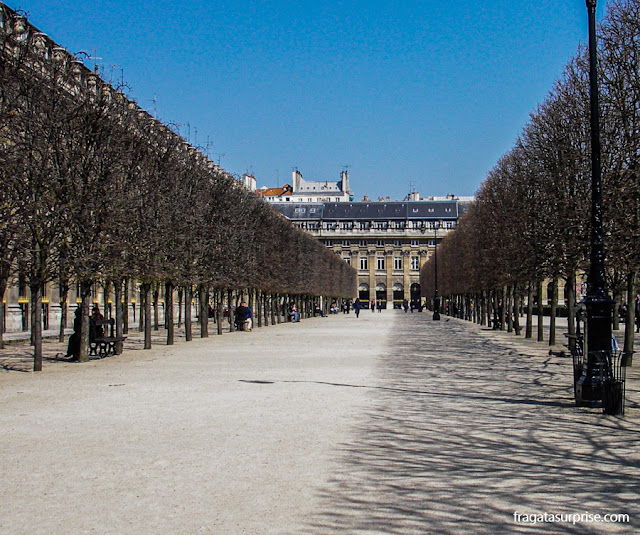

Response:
(271, 200), (466, 221)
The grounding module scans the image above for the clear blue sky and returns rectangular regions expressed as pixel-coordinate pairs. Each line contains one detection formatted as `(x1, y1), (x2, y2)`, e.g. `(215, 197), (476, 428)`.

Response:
(12, 0), (607, 201)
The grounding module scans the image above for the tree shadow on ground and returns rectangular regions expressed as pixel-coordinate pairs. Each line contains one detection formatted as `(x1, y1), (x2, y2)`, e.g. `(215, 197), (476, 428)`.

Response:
(304, 314), (640, 534)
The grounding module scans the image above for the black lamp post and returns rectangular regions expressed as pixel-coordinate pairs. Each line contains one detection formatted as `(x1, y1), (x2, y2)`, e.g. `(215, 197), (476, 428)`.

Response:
(576, 0), (613, 406)
(433, 221), (440, 320)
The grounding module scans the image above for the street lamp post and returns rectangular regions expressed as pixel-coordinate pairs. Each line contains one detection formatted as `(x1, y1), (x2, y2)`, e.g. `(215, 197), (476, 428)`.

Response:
(433, 222), (440, 321)
(576, 0), (613, 406)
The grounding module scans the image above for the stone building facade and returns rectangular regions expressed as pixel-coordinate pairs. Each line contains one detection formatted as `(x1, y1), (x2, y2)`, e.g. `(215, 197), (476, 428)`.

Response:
(272, 199), (470, 308)
(254, 169), (352, 203)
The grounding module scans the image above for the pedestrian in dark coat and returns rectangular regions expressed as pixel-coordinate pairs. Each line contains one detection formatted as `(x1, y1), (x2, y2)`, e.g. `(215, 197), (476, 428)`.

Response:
(353, 298), (362, 318)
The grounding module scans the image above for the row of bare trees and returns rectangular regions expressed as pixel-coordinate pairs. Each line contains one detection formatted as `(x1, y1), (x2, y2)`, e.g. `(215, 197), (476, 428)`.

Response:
(420, 0), (640, 352)
(0, 4), (356, 369)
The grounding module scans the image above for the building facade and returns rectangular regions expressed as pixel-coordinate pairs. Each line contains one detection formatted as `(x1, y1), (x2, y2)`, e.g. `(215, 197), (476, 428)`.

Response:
(254, 169), (353, 203)
(272, 200), (470, 308)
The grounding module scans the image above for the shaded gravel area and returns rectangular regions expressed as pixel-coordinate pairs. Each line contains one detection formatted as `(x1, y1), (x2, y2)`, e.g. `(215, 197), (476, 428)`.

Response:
(304, 313), (640, 534)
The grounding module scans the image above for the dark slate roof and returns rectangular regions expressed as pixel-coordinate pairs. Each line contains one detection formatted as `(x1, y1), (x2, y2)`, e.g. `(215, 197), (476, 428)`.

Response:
(271, 201), (462, 221)
(271, 203), (325, 220)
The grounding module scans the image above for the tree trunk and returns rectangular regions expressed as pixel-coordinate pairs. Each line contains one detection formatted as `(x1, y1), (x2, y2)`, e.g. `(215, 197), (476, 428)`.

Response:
(479, 291), (486, 326)
(526, 282), (533, 339)
(249, 289), (256, 327)
(139, 288), (144, 333)
(123, 278), (129, 335)
(30, 295), (36, 346)
(624, 271), (635, 355)
(79, 280), (92, 362)
(506, 286), (513, 333)
(228, 289), (235, 332)
(199, 284), (209, 338)
(143, 283), (152, 349)
(513, 283), (521, 336)
(153, 285), (160, 331)
(103, 280), (112, 319)
(537, 280), (544, 342)
(185, 285), (193, 342)
(263, 292), (270, 326)
(612, 286), (621, 332)
(214, 290), (221, 335)
(566, 272), (576, 343)
(256, 291), (263, 328)
(165, 282), (174, 345)
(177, 287), (183, 328)
(58, 279), (69, 343)
(549, 278), (557, 346)
(0, 301), (4, 350)
(30, 282), (43, 371)
(114, 279), (124, 354)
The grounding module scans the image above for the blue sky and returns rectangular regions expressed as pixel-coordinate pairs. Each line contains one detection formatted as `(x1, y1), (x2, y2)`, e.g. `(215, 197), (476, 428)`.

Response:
(11, 0), (607, 200)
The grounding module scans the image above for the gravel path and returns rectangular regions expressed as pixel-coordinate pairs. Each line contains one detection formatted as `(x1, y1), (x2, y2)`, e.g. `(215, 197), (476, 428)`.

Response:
(0, 311), (638, 534)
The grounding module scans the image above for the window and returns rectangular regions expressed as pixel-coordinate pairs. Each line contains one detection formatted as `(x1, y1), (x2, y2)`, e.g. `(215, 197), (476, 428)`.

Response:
(360, 257), (368, 270)
(411, 257), (420, 270)
(411, 239), (420, 247)
(342, 240), (350, 247)
(325, 240), (332, 247)
(393, 240), (401, 247)
(343, 256), (351, 265)
(376, 256), (385, 270)
(376, 239), (384, 247)
(394, 257), (402, 270)
(359, 240), (367, 247)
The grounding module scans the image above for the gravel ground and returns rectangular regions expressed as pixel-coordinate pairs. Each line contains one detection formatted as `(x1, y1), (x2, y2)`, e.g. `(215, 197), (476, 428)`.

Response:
(0, 311), (638, 534)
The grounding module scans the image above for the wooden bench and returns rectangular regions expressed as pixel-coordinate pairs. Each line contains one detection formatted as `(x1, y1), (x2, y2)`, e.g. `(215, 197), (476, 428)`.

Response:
(89, 318), (126, 358)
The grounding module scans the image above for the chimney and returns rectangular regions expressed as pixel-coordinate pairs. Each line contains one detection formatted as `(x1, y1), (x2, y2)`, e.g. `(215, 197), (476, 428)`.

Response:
(340, 169), (349, 193)
(292, 169), (303, 193)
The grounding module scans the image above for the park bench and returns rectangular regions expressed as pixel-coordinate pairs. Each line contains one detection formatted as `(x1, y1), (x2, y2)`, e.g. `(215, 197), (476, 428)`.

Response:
(89, 318), (126, 358)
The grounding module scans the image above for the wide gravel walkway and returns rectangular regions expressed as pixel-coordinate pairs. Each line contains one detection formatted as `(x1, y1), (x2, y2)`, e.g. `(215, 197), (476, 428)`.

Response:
(0, 311), (638, 534)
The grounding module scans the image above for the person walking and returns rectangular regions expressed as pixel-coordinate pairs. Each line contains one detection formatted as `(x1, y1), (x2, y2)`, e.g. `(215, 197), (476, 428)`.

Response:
(371, 299), (375, 313)
(635, 294), (640, 333)
(353, 298), (362, 318)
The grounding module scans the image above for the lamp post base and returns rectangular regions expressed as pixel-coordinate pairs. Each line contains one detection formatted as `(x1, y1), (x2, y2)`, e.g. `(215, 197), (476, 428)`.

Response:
(575, 372), (603, 407)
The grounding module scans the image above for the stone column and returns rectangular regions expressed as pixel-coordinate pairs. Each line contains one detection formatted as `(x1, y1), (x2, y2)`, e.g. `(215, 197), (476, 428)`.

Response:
(385, 250), (393, 307)
(403, 249), (411, 302)
(368, 248), (375, 307)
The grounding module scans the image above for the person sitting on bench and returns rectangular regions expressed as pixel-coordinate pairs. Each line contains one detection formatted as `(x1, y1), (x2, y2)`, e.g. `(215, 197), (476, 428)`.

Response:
(235, 301), (253, 331)
(90, 305), (104, 341)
